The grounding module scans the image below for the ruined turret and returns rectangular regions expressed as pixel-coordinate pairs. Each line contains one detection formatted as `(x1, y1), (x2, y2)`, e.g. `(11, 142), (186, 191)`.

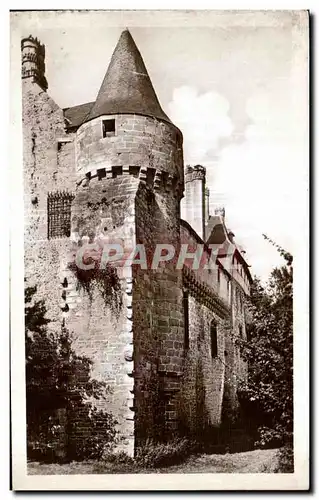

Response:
(21, 35), (48, 90)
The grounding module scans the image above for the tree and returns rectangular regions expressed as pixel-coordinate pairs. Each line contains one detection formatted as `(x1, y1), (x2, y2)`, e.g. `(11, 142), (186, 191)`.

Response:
(238, 236), (293, 457)
(25, 282), (117, 462)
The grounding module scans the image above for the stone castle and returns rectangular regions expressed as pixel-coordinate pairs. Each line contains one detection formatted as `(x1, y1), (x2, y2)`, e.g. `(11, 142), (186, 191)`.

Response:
(22, 30), (252, 456)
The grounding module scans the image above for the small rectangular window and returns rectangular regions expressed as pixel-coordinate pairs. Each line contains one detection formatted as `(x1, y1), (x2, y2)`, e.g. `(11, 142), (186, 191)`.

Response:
(102, 119), (115, 138)
(210, 321), (218, 358)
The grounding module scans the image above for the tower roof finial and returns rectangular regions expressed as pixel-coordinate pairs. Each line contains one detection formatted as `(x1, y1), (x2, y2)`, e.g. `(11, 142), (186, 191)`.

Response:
(85, 29), (172, 124)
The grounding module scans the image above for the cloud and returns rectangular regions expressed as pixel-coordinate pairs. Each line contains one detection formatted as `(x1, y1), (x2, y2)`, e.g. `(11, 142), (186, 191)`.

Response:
(169, 85), (306, 282)
(207, 88), (305, 281)
(168, 86), (233, 164)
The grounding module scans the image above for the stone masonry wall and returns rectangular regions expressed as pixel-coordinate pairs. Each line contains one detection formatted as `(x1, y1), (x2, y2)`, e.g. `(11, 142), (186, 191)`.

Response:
(75, 114), (184, 186)
(67, 172), (141, 455)
(133, 182), (185, 445)
(180, 294), (228, 437)
(223, 281), (248, 422)
(23, 79), (75, 332)
(23, 80), (83, 457)
(132, 185), (162, 443)
(69, 110), (184, 451)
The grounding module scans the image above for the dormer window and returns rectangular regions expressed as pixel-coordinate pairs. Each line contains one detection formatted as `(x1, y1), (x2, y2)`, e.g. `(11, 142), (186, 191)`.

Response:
(102, 119), (115, 138)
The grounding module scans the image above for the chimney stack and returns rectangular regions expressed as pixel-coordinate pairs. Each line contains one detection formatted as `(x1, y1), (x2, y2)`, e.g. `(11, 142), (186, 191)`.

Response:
(214, 206), (225, 219)
(181, 164), (206, 240)
(205, 187), (210, 224)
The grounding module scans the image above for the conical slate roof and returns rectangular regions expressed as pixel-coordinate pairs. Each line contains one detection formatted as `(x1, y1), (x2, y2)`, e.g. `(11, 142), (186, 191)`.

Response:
(85, 30), (172, 124)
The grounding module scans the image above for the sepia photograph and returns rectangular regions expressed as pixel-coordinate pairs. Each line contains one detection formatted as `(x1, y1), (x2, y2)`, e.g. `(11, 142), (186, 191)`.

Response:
(10, 9), (309, 490)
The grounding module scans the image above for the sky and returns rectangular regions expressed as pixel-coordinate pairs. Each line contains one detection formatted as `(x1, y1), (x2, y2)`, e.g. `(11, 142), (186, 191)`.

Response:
(11, 10), (309, 281)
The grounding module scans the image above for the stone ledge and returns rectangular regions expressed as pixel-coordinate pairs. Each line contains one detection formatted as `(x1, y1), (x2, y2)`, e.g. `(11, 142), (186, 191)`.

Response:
(183, 266), (230, 319)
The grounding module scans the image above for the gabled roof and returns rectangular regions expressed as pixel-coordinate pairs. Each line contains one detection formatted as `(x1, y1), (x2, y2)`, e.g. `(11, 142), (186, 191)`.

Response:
(84, 29), (172, 124)
(180, 218), (231, 278)
(63, 102), (94, 130)
(206, 214), (253, 284)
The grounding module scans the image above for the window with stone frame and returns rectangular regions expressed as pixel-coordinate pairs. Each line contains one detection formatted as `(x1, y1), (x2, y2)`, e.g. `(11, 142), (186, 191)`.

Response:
(210, 320), (218, 358)
(47, 191), (74, 239)
(102, 118), (116, 138)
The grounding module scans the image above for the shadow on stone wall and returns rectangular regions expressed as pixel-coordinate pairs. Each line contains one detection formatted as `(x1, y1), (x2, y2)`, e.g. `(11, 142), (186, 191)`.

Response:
(198, 390), (256, 454)
(25, 283), (118, 463)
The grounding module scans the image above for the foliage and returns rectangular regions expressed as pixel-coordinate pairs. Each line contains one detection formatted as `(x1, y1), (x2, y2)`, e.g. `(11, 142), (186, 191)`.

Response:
(66, 403), (117, 461)
(25, 282), (117, 462)
(237, 235), (293, 453)
(68, 260), (123, 316)
(100, 438), (197, 470)
(275, 445), (294, 473)
(103, 451), (135, 466)
(135, 438), (196, 468)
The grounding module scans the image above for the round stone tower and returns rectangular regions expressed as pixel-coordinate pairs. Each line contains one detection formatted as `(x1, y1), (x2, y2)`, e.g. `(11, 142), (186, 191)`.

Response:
(21, 35), (48, 90)
(75, 29), (183, 186)
(69, 30), (185, 454)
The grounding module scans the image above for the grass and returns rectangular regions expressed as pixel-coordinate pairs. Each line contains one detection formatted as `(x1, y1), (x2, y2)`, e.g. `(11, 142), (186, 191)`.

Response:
(28, 448), (282, 475)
